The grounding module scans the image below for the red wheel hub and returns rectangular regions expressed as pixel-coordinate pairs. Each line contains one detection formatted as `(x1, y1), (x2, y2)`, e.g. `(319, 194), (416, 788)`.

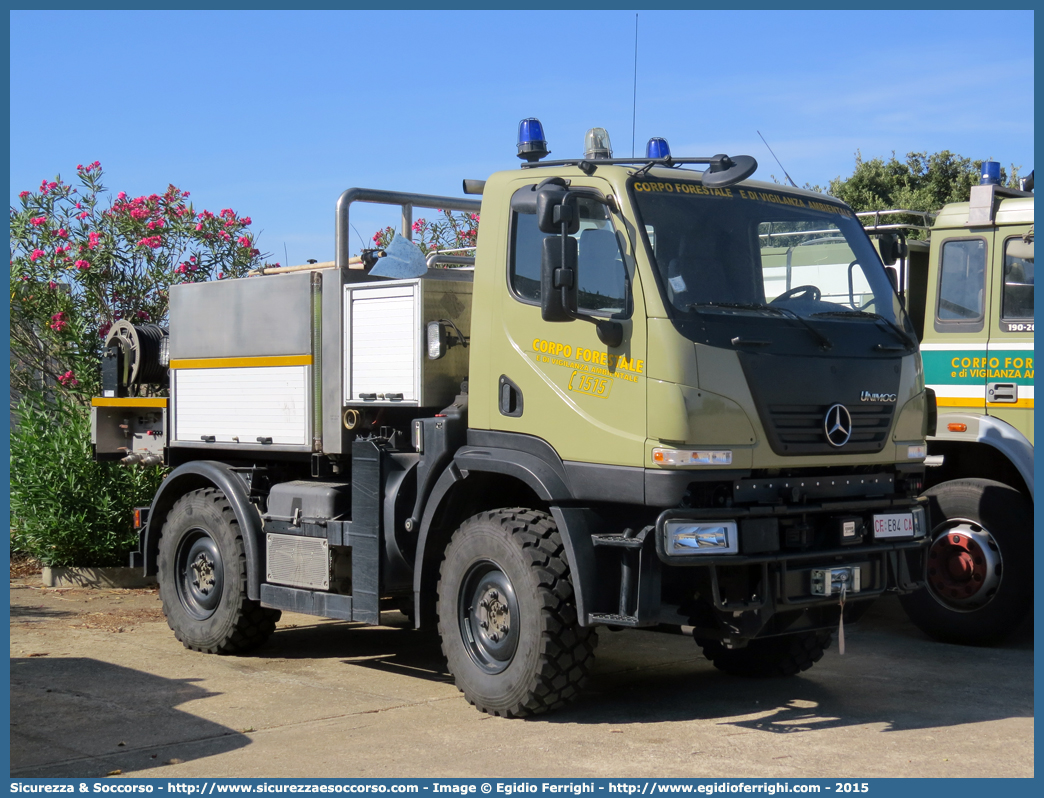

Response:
(927, 530), (988, 600)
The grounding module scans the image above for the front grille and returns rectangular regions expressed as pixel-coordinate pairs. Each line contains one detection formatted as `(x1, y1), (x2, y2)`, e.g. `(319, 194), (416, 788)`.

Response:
(766, 403), (894, 455)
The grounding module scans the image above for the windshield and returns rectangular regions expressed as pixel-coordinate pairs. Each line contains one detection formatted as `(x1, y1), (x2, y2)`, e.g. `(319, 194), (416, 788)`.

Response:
(631, 181), (910, 335)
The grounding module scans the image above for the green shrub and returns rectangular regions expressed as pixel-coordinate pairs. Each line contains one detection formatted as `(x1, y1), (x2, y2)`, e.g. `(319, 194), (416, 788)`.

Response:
(10, 395), (166, 567)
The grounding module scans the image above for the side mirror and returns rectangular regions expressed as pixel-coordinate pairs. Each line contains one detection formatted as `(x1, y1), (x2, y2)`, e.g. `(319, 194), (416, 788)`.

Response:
(878, 233), (898, 266)
(877, 232), (909, 266)
(540, 235), (578, 322)
(884, 265), (899, 293)
(536, 185), (580, 235)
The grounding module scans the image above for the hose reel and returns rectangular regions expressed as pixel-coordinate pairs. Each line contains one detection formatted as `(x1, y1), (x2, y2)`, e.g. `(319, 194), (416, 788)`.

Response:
(102, 321), (169, 395)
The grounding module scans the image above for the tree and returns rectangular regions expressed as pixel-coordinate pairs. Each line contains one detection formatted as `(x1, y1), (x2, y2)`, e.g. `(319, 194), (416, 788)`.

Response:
(9, 162), (270, 406)
(827, 150), (1023, 215)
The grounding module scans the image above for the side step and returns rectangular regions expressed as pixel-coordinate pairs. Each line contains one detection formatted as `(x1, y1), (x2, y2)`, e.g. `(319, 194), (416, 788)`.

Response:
(591, 533), (644, 549)
(260, 583), (354, 620)
(587, 612), (642, 627)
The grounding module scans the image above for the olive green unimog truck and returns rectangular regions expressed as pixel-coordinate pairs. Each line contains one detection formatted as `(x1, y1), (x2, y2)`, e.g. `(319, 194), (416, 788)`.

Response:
(859, 164), (1034, 646)
(93, 121), (932, 717)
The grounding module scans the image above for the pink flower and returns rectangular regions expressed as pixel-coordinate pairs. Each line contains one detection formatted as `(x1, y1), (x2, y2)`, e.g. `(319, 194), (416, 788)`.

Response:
(147, 219), (164, 230)
(56, 228), (68, 238)
(18, 191), (29, 199)
(136, 310), (150, 320)
(47, 281), (58, 290)
(78, 212), (89, 220)
(239, 216), (250, 226)
(57, 370), (79, 386)
(49, 312), (67, 332)
(88, 231), (101, 249)
(30, 216), (46, 226)
(219, 230), (231, 241)
(237, 236), (251, 247)
(189, 255), (196, 262)
(99, 322), (112, 338)
(117, 191), (127, 200)
(218, 272), (225, 279)
(30, 248), (45, 261)
(75, 259), (90, 270)
(195, 223), (203, 231)
(136, 235), (163, 249)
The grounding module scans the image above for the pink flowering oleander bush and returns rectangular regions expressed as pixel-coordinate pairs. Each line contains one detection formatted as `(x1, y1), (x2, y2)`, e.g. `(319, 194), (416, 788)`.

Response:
(10, 162), (270, 566)
(10, 161), (271, 404)
(371, 209), (480, 258)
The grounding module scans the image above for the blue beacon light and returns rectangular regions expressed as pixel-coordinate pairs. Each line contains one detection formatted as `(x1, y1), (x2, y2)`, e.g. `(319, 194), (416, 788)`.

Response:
(517, 118), (549, 163)
(646, 137), (671, 160)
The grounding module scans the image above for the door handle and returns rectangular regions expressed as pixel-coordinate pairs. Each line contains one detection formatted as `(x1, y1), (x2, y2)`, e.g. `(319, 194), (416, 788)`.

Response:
(499, 375), (524, 417)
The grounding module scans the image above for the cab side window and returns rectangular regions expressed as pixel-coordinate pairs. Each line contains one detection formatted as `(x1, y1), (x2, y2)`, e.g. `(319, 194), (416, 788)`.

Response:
(936, 238), (986, 331)
(1002, 237), (1034, 320)
(509, 193), (630, 316)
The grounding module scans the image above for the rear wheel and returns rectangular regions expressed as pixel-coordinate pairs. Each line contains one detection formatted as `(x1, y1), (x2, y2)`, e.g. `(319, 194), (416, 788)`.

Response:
(899, 479), (1032, 645)
(437, 508), (597, 717)
(158, 488), (280, 654)
(697, 630), (833, 677)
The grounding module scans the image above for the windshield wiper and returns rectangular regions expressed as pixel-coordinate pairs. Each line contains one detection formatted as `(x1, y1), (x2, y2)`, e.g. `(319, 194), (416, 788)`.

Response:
(811, 310), (916, 351)
(687, 302), (833, 350)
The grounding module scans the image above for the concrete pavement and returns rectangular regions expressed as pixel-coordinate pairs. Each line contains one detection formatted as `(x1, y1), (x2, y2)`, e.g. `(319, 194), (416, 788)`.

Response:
(9, 578), (1033, 779)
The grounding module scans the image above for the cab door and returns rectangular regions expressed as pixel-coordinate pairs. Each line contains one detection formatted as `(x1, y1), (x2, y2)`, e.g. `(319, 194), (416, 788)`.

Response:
(920, 231), (993, 415)
(489, 175), (647, 468)
(986, 226), (1034, 442)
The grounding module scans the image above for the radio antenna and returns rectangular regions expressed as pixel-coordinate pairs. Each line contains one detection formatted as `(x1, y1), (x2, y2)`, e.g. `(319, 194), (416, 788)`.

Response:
(284, 242), (290, 269)
(631, 14), (638, 158)
(757, 130), (798, 188)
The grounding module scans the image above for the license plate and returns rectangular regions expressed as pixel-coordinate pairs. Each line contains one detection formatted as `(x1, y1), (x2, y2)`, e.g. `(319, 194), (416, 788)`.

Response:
(873, 512), (915, 539)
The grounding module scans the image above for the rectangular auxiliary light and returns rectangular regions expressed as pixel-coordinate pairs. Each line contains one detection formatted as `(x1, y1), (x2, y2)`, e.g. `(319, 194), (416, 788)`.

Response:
(652, 448), (732, 466)
(664, 520), (738, 556)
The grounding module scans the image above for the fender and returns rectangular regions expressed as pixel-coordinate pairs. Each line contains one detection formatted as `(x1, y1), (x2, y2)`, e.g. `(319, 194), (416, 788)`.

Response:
(411, 447), (597, 626)
(930, 413), (1034, 499)
(139, 460), (265, 600)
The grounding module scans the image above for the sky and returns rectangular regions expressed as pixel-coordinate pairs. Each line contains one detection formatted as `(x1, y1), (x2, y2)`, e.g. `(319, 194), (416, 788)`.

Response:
(9, 9), (1035, 267)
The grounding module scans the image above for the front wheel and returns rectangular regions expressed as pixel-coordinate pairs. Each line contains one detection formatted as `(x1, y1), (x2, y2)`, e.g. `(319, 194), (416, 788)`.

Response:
(697, 630), (833, 677)
(158, 488), (280, 654)
(437, 509), (597, 717)
(899, 479), (1032, 645)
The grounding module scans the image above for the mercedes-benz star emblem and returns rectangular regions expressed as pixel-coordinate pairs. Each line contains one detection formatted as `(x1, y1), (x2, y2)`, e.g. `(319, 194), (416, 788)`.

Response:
(824, 403), (853, 447)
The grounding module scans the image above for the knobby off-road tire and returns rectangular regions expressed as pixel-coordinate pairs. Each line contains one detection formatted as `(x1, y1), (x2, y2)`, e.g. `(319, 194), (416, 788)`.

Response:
(698, 631), (833, 677)
(437, 508), (598, 717)
(158, 488), (280, 654)
(899, 478), (1032, 646)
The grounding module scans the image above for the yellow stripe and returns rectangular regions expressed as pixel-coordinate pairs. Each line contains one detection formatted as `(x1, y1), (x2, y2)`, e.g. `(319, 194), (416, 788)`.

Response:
(169, 355), (312, 370)
(92, 397), (168, 408)
(935, 397), (985, 408)
(987, 398), (1034, 408)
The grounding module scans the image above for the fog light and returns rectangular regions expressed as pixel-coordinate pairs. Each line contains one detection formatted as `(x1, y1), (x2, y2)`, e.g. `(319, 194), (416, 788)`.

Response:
(653, 448), (732, 466)
(665, 520), (738, 555)
(907, 444), (926, 459)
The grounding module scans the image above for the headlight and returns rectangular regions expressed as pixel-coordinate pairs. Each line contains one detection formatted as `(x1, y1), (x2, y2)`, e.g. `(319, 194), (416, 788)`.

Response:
(664, 520), (738, 555)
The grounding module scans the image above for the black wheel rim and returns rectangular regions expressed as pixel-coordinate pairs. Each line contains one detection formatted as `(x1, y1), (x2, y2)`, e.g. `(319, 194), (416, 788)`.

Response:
(458, 560), (519, 674)
(175, 528), (224, 620)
